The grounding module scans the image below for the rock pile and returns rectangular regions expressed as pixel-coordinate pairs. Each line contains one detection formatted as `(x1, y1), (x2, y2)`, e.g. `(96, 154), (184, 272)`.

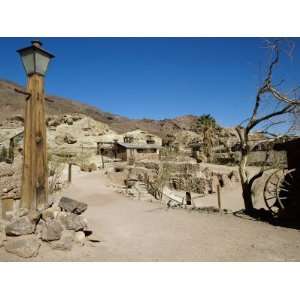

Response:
(0, 157), (22, 203)
(0, 197), (99, 258)
(46, 114), (83, 128)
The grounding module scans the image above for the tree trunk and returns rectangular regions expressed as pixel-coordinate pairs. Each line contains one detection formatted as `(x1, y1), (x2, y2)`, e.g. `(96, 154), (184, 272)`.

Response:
(238, 150), (254, 212)
(241, 182), (254, 212)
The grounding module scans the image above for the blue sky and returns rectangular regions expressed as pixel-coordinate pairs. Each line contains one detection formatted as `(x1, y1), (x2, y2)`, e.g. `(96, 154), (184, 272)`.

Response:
(0, 37), (299, 128)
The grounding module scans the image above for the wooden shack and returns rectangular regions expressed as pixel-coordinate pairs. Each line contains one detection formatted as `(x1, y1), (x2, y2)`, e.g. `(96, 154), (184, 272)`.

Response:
(114, 142), (161, 163)
(274, 137), (300, 171)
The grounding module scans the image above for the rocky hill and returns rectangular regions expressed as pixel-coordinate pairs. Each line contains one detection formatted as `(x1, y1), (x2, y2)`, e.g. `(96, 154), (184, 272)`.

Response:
(0, 79), (202, 138)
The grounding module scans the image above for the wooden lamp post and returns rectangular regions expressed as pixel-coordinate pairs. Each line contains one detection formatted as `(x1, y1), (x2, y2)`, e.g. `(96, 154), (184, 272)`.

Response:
(17, 40), (54, 211)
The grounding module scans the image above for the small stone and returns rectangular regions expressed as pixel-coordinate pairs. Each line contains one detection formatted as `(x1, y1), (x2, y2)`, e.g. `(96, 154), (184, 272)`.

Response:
(58, 214), (88, 231)
(50, 230), (74, 251)
(41, 220), (64, 241)
(5, 217), (35, 236)
(4, 236), (41, 258)
(74, 231), (85, 246)
(58, 197), (87, 214)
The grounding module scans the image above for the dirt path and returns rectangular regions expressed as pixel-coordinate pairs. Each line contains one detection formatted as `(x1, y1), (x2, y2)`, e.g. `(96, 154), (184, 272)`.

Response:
(1, 168), (299, 261)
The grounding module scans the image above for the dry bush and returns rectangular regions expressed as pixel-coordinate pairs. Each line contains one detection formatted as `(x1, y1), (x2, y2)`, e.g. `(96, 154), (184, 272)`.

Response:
(151, 162), (172, 201)
(48, 151), (72, 194)
(70, 150), (93, 171)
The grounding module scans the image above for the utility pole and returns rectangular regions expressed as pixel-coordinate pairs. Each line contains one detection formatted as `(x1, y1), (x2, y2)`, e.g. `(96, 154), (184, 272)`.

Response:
(17, 40), (54, 211)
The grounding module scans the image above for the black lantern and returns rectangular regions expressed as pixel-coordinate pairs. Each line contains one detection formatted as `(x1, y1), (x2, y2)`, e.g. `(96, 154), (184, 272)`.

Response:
(17, 40), (54, 76)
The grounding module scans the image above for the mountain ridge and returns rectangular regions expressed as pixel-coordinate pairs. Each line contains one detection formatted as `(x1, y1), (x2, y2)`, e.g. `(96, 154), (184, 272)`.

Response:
(0, 79), (200, 137)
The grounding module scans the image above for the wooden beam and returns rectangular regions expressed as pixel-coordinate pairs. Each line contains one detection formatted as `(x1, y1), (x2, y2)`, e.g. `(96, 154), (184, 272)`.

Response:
(21, 74), (48, 211)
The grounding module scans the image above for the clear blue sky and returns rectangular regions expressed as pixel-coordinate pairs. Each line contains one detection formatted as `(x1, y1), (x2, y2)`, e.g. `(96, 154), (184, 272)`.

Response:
(0, 37), (299, 127)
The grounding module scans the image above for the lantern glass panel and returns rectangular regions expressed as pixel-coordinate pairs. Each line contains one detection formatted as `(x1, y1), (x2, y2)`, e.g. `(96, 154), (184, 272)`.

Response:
(35, 51), (51, 75)
(20, 50), (35, 75)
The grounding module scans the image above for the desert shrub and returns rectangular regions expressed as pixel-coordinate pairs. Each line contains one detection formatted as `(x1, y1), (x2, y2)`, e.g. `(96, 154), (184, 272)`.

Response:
(48, 151), (72, 194)
(151, 162), (172, 200)
(75, 150), (92, 171)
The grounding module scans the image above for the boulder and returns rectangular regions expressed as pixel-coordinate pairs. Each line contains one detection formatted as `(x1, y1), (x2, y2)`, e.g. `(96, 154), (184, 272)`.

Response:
(64, 116), (74, 125)
(41, 220), (64, 241)
(4, 236), (41, 258)
(0, 220), (8, 232)
(74, 231), (85, 246)
(35, 219), (45, 239)
(47, 117), (62, 127)
(5, 217), (35, 236)
(27, 210), (42, 224)
(54, 135), (65, 145)
(50, 230), (74, 251)
(0, 232), (6, 248)
(17, 208), (29, 218)
(59, 214), (88, 231)
(58, 197), (87, 214)
(64, 133), (77, 144)
(42, 206), (61, 221)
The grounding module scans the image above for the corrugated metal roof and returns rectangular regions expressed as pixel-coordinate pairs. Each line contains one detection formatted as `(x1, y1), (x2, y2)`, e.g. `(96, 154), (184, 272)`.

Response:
(116, 142), (162, 149)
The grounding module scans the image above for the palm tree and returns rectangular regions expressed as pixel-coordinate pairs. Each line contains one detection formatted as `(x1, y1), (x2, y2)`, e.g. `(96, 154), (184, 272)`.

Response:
(193, 114), (218, 163)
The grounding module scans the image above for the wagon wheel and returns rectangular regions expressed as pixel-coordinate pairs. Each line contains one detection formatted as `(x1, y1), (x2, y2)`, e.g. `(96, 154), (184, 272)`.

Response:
(263, 168), (296, 216)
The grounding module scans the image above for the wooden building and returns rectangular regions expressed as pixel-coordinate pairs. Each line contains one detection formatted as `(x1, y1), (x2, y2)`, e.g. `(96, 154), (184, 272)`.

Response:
(114, 142), (161, 163)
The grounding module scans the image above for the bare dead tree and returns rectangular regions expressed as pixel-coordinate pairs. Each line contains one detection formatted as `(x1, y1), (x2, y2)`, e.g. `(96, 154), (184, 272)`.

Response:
(236, 39), (298, 212)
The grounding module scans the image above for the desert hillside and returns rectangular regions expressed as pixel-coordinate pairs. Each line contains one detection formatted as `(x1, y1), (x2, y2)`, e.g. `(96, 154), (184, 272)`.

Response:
(0, 79), (201, 137)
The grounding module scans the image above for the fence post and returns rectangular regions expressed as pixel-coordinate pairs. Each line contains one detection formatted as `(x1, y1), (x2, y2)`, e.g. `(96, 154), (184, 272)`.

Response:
(68, 163), (72, 183)
(217, 184), (221, 213)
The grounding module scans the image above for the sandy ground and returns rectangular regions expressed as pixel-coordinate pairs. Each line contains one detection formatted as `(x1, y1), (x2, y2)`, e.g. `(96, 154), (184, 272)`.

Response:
(0, 167), (299, 261)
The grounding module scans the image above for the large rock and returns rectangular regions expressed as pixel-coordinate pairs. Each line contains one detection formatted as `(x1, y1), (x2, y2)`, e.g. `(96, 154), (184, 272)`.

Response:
(5, 217), (35, 236)
(74, 231), (85, 246)
(50, 230), (74, 251)
(0, 220), (7, 232)
(55, 135), (65, 145)
(41, 220), (64, 241)
(59, 213), (88, 231)
(0, 232), (6, 248)
(58, 197), (87, 214)
(42, 206), (61, 221)
(4, 236), (41, 258)
(64, 133), (77, 144)
(64, 116), (74, 125)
